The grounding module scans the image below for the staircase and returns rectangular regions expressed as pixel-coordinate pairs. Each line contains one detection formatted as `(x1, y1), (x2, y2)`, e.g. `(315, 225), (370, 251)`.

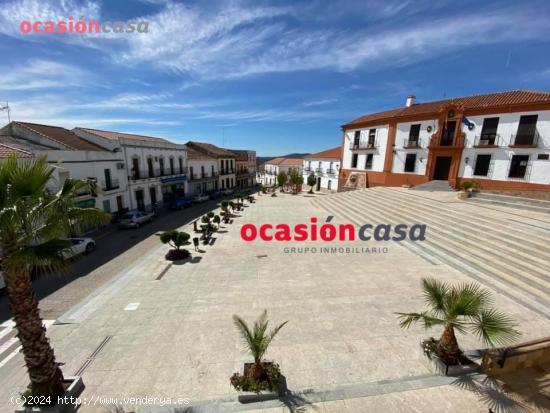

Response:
(311, 187), (550, 317)
(411, 180), (454, 192)
(469, 192), (550, 214)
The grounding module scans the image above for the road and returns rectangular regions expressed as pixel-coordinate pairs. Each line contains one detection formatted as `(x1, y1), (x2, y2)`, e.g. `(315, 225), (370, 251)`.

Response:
(0, 200), (221, 323)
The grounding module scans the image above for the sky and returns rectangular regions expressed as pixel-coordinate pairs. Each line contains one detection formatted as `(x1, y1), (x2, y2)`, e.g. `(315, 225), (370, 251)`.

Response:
(1, 0), (550, 156)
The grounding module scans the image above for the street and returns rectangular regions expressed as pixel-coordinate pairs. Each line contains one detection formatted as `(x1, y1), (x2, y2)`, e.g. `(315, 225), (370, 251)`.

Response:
(0, 200), (221, 323)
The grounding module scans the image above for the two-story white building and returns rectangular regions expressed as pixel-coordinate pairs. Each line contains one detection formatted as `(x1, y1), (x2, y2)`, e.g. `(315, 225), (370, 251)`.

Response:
(303, 147), (341, 192)
(0, 122), (130, 215)
(74, 128), (188, 211)
(259, 157), (303, 187)
(186, 142), (236, 191)
(185, 146), (218, 196)
(340, 90), (550, 193)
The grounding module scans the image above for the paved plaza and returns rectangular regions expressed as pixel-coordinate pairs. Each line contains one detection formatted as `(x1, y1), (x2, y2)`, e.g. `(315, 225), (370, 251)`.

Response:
(1, 191), (549, 412)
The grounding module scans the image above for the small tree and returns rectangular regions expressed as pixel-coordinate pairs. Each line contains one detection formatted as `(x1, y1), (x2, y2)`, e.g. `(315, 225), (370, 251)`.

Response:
(277, 171), (287, 191)
(213, 215), (221, 228)
(307, 173), (316, 194)
(396, 278), (519, 363)
(233, 310), (288, 379)
(160, 230), (191, 260)
(288, 169), (303, 194)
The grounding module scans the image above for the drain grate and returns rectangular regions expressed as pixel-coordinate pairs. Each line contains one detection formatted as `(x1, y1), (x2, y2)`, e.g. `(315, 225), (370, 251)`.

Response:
(155, 263), (173, 280)
(74, 335), (113, 376)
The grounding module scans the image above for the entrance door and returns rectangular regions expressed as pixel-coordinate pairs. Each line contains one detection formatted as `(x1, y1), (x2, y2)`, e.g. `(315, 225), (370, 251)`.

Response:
(433, 156), (452, 180)
(328, 180), (332, 190)
(316, 177), (321, 191)
(149, 186), (157, 206)
(135, 190), (145, 211)
(116, 195), (124, 211)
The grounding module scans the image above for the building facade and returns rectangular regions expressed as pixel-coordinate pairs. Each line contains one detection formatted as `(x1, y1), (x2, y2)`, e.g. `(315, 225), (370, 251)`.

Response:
(185, 146), (218, 196)
(258, 157), (303, 186)
(303, 147), (341, 192)
(186, 142), (236, 190)
(74, 128), (188, 211)
(230, 149), (256, 189)
(340, 90), (550, 192)
(0, 122), (130, 215)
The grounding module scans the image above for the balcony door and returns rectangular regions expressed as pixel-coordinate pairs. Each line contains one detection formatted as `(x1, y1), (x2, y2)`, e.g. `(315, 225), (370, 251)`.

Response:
(441, 121), (456, 145)
(104, 168), (112, 189)
(480, 118), (499, 144)
(515, 115), (538, 145)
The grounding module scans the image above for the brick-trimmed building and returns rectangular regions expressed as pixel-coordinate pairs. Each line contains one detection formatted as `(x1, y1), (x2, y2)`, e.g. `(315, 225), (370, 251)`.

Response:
(339, 90), (550, 192)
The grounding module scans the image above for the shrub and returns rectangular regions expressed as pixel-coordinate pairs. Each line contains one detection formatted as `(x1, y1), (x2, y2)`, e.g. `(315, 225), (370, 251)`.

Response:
(207, 211), (215, 219)
(230, 363), (281, 393)
(461, 181), (479, 191)
(159, 230), (190, 250)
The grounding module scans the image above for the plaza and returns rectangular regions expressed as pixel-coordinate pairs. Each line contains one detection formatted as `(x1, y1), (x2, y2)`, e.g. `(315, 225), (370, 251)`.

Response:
(1, 189), (548, 412)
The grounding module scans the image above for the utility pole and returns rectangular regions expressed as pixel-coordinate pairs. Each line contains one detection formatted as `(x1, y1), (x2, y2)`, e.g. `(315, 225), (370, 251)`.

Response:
(0, 101), (10, 123)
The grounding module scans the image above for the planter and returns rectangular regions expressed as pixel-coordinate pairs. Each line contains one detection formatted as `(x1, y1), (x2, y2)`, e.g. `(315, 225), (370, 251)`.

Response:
(231, 362), (287, 403)
(15, 376), (84, 413)
(457, 190), (470, 200)
(420, 341), (479, 376)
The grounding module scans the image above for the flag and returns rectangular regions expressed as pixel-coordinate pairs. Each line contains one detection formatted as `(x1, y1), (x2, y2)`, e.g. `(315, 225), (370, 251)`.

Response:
(462, 115), (474, 130)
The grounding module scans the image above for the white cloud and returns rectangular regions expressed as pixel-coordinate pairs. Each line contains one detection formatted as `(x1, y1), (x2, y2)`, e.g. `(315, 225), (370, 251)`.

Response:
(0, 60), (91, 91)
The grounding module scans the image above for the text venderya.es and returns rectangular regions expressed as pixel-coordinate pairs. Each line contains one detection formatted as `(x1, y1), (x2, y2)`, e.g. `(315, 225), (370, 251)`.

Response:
(240, 216), (427, 242)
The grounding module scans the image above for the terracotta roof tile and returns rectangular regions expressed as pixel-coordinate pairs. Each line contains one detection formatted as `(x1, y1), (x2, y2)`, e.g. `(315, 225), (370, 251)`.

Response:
(264, 157), (286, 165)
(16, 122), (105, 151)
(186, 146), (215, 160)
(0, 142), (33, 158)
(344, 90), (550, 128)
(187, 141), (235, 157)
(305, 146), (342, 159)
(279, 158), (303, 166)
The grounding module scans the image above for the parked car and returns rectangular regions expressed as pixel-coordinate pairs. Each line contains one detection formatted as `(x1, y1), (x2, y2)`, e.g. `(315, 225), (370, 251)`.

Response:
(221, 188), (234, 196)
(169, 197), (193, 210)
(118, 210), (155, 228)
(192, 194), (210, 203)
(63, 237), (96, 259)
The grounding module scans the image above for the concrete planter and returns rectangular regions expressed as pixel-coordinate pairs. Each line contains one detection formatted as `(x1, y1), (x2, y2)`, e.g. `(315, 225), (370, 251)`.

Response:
(457, 190), (470, 200)
(234, 363), (287, 404)
(15, 376), (84, 413)
(420, 342), (479, 376)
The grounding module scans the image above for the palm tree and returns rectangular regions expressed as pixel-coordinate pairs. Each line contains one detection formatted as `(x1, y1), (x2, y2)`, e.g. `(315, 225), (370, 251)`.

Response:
(396, 278), (519, 363)
(233, 310), (288, 379)
(0, 156), (109, 400)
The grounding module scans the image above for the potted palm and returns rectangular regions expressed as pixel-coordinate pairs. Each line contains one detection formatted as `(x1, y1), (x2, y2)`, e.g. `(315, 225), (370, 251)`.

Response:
(159, 230), (191, 261)
(0, 156), (109, 412)
(396, 278), (519, 376)
(230, 311), (288, 403)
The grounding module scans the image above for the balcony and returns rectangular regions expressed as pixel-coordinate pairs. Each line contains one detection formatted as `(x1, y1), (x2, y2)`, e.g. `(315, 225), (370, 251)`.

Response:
(189, 173), (218, 182)
(130, 168), (187, 181)
(509, 131), (540, 148)
(473, 133), (500, 148)
(403, 139), (421, 149)
(219, 169), (235, 175)
(101, 178), (120, 191)
(428, 132), (464, 149)
(304, 166), (313, 173)
(315, 167), (324, 174)
(326, 169), (337, 176)
(351, 140), (377, 150)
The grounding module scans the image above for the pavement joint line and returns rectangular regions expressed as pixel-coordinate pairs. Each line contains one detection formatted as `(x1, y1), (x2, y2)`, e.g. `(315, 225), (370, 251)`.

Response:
(56, 243), (166, 325)
(74, 335), (113, 376)
(146, 373), (456, 413)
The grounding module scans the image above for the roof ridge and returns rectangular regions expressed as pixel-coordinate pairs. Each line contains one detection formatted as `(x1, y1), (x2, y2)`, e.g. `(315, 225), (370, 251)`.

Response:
(15, 121), (74, 150)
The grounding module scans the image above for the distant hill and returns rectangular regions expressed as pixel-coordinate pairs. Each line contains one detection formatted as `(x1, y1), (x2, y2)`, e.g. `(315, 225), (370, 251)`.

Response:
(257, 153), (310, 164)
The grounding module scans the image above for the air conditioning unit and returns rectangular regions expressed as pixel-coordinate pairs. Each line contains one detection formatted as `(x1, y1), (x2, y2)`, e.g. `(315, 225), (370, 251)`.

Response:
(117, 163), (125, 169)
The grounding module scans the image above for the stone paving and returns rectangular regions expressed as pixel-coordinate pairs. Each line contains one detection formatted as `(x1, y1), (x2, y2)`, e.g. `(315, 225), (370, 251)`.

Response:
(1, 192), (549, 412)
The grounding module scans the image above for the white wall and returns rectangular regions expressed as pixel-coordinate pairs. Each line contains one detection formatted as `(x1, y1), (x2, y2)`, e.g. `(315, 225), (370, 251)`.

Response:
(459, 110), (550, 184)
(391, 119), (437, 175)
(303, 158), (340, 191)
(186, 158), (218, 195)
(342, 125), (388, 172)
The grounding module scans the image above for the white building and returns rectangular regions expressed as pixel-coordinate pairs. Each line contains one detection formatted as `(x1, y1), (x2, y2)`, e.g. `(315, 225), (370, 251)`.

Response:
(258, 157), (303, 187)
(0, 122), (130, 214)
(340, 90), (550, 192)
(185, 146), (218, 196)
(74, 128), (188, 211)
(186, 141), (236, 191)
(303, 147), (341, 192)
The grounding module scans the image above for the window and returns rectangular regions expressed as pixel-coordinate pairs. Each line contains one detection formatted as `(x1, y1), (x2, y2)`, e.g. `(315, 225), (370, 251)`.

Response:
(351, 153), (358, 168)
(169, 157), (175, 175)
(179, 157), (183, 173)
(480, 118), (499, 144)
(102, 199), (111, 213)
(201, 165), (205, 177)
(515, 115), (538, 145)
(508, 155), (529, 178)
(189, 166), (194, 178)
(368, 129), (376, 146)
(132, 157), (140, 179)
(365, 154), (373, 170)
(404, 154), (416, 172)
(409, 124), (421, 141)
(211, 165), (215, 175)
(147, 157), (154, 177)
(473, 154), (491, 176)
(159, 158), (165, 175)
(353, 130), (360, 147)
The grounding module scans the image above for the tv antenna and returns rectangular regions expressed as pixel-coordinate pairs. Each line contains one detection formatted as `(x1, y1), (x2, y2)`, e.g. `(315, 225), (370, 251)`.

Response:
(0, 101), (10, 123)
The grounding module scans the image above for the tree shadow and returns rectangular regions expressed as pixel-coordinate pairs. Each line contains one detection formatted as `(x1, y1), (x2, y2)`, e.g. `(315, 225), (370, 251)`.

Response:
(452, 374), (532, 413)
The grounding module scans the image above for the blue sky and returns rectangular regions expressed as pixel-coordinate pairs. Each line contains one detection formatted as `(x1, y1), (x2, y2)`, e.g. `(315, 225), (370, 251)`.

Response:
(1, 0), (550, 156)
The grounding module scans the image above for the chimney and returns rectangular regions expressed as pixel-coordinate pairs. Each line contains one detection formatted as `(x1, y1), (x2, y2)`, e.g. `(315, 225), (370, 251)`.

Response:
(406, 95), (416, 107)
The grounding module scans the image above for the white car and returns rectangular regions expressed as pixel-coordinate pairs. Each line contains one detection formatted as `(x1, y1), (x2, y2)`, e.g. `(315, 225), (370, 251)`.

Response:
(63, 237), (96, 259)
(192, 194), (210, 203)
(118, 210), (154, 228)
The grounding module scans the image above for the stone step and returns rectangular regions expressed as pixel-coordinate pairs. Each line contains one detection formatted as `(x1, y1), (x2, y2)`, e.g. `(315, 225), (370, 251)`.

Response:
(343, 191), (550, 281)
(410, 180), (454, 191)
(370, 187), (550, 249)
(312, 196), (549, 317)
(474, 192), (550, 208)
(467, 196), (550, 214)
(353, 188), (550, 264)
